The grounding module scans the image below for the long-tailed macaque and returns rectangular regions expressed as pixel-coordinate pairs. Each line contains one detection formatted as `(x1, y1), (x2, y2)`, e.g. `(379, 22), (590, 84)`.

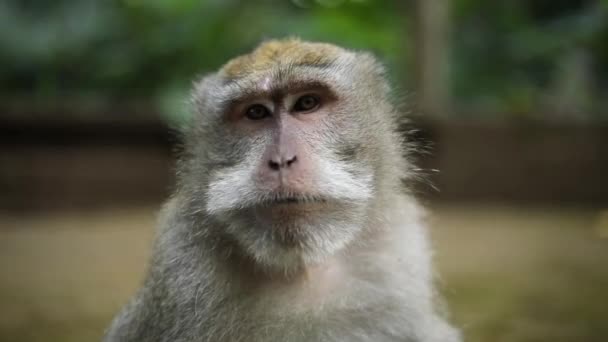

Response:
(105, 39), (460, 342)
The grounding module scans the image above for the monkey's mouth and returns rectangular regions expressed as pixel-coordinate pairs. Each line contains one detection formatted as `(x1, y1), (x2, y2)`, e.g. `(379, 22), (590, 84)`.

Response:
(271, 197), (303, 204)
(258, 195), (328, 207)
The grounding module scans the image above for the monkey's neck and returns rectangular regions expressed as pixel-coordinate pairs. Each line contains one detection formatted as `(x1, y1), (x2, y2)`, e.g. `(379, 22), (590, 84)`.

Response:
(220, 245), (340, 286)
(222, 251), (349, 308)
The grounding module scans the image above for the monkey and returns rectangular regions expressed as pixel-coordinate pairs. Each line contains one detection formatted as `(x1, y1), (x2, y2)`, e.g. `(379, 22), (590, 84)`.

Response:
(104, 38), (461, 342)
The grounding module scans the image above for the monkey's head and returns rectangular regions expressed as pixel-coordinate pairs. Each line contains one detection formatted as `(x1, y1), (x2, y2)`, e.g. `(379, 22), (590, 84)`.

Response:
(182, 39), (407, 272)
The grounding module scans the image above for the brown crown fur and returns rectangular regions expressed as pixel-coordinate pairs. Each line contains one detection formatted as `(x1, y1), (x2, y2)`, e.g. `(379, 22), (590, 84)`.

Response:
(221, 38), (345, 79)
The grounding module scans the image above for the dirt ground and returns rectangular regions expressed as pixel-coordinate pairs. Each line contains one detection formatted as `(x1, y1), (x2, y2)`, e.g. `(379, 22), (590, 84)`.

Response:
(0, 204), (607, 342)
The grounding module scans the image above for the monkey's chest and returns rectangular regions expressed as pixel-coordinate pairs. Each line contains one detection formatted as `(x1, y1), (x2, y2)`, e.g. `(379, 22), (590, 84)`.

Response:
(198, 281), (410, 342)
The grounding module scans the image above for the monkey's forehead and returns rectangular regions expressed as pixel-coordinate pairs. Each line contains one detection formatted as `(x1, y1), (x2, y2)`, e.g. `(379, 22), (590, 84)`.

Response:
(220, 38), (346, 79)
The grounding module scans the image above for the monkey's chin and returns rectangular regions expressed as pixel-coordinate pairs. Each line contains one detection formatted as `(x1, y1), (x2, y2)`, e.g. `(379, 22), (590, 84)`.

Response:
(224, 201), (365, 274)
(254, 201), (328, 219)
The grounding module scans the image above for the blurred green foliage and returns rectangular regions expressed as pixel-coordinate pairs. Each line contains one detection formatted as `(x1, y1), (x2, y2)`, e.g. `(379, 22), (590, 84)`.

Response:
(452, 0), (608, 120)
(1, 0), (607, 122)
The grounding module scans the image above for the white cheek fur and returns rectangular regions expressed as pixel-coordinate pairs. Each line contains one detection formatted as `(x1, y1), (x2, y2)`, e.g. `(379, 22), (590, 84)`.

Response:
(204, 151), (373, 216)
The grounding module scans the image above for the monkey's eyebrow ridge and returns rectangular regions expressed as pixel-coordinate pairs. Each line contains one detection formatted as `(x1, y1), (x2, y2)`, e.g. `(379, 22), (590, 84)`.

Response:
(219, 79), (336, 110)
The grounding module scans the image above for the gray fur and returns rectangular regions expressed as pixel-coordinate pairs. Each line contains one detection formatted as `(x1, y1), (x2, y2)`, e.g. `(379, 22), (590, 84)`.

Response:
(104, 40), (461, 342)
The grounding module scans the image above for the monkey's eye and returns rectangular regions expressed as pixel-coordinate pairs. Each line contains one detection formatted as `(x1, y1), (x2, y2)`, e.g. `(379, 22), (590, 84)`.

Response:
(293, 94), (320, 113)
(244, 104), (271, 120)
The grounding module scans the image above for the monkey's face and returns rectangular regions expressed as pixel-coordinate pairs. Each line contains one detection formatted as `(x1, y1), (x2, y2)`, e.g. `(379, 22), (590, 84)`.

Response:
(189, 40), (393, 271)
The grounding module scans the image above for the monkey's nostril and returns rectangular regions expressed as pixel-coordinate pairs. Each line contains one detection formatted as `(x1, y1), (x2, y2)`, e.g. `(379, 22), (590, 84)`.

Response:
(286, 155), (297, 167)
(268, 160), (281, 171)
(268, 155), (297, 170)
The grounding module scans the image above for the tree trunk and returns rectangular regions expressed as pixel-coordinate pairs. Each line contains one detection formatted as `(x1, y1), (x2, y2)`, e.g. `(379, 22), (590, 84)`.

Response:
(412, 0), (451, 118)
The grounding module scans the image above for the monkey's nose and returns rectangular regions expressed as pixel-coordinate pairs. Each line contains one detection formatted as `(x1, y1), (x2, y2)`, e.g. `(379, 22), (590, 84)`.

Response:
(268, 155), (297, 171)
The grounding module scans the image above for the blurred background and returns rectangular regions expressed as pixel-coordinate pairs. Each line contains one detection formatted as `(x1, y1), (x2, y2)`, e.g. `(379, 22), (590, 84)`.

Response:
(1, 0), (608, 341)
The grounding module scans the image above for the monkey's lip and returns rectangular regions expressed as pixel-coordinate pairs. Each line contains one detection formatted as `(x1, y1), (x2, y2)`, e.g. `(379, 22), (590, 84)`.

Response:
(258, 195), (328, 207)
